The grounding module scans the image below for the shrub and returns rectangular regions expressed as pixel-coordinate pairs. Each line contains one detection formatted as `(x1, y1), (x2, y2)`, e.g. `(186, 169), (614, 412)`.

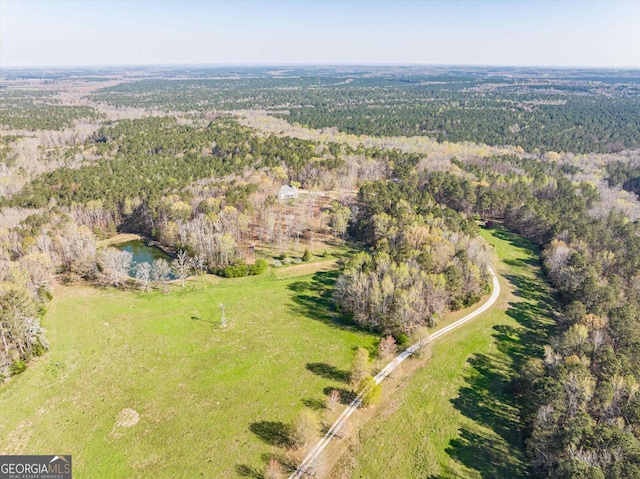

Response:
(464, 294), (481, 307)
(10, 359), (27, 376)
(38, 285), (53, 301)
(221, 260), (268, 278)
(222, 264), (249, 278)
(249, 259), (268, 275)
(302, 249), (312, 262)
(395, 333), (409, 349)
(32, 340), (47, 357)
(450, 297), (465, 310)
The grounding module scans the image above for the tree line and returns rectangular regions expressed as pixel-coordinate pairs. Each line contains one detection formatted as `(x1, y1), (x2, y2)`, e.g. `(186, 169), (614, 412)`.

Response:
(91, 74), (640, 154)
(334, 179), (491, 336)
(416, 155), (640, 478)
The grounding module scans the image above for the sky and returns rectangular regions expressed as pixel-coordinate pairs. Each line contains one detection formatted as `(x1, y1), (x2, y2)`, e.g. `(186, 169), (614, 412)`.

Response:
(1, 0), (639, 68)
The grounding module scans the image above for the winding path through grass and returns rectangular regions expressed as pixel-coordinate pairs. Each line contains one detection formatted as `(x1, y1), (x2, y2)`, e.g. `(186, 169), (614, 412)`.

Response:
(289, 267), (501, 479)
(326, 227), (555, 478)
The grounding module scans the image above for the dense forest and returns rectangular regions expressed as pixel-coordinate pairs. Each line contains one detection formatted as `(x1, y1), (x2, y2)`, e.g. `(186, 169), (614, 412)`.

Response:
(334, 180), (490, 335)
(403, 156), (640, 478)
(5, 116), (326, 210)
(89, 70), (640, 154)
(606, 161), (640, 199)
(0, 89), (100, 130)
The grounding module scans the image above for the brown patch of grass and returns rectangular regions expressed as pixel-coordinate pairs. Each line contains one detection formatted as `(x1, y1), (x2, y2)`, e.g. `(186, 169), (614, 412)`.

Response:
(275, 259), (339, 279)
(96, 233), (143, 248)
(115, 408), (140, 428)
(2, 420), (34, 454)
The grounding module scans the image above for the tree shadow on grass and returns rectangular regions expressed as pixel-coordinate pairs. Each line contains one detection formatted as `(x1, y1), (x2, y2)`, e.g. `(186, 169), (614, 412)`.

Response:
(287, 270), (361, 331)
(259, 453), (298, 474)
(322, 386), (356, 405)
(236, 451), (299, 478)
(503, 257), (539, 268)
(447, 228), (556, 478)
(446, 428), (527, 479)
(302, 397), (326, 410)
(249, 421), (292, 448)
(502, 274), (551, 304)
(498, 304), (551, 368)
(189, 315), (217, 327)
(235, 464), (262, 478)
(451, 354), (523, 446)
(448, 353), (528, 479)
(489, 227), (540, 256)
(306, 362), (350, 383)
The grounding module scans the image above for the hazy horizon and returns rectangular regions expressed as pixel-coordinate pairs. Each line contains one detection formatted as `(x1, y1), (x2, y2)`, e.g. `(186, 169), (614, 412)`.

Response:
(1, 0), (639, 69)
(3, 62), (640, 70)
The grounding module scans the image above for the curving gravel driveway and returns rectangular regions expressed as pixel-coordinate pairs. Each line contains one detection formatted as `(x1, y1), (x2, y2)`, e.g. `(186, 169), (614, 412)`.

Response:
(289, 267), (501, 478)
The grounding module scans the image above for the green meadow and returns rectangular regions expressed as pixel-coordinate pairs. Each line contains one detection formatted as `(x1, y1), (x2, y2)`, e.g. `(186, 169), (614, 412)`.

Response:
(331, 227), (556, 478)
(0, 227), (554, 479)
(0, 269), (376, 478)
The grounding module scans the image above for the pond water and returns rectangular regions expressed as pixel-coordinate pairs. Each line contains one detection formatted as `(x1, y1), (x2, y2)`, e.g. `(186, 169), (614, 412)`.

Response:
(114, 240), (176, 279)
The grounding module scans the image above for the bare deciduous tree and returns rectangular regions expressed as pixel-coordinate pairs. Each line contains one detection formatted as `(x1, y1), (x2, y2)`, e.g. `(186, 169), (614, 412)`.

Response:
(411, 327), (431, 358)
(334, 418), (353, 440)
(264, 457), (281, 479)
(135, 262), (152, 292)
(326, 389), (340, 411)
(98, 248), (132, 287)
(152, 258), (171, 293)
(193, 254), (207, 280)
(306, 454), (326, 479)
(172, 250), (192, 287)
(290, 409), (318, 449)
(377, 335), (397, 359)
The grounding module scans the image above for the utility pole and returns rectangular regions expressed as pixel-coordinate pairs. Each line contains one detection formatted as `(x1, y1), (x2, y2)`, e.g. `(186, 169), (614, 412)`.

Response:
(220, 303), (227, 328)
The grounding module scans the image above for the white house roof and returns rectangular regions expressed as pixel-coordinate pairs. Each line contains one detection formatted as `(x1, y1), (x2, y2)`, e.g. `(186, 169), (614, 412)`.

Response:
(278, 185), (298, 198)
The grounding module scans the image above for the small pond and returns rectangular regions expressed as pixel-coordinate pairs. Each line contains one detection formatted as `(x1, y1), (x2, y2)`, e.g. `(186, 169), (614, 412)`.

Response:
(114, 240), (176, 279)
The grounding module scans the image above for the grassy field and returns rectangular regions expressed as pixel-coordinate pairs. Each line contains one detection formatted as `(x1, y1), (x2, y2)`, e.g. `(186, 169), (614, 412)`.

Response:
(0, 227), (554, 479)
(329, 227), (556, 478)
(0, 269), (377, 478)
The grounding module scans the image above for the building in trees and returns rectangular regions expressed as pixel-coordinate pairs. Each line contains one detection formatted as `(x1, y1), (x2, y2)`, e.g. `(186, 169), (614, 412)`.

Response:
(277, 184), (298, 200)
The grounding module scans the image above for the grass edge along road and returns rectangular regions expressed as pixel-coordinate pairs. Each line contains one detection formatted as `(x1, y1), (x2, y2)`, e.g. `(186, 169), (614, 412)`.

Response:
(325, 227), (556, 478)
(289, 267), (500, 479)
